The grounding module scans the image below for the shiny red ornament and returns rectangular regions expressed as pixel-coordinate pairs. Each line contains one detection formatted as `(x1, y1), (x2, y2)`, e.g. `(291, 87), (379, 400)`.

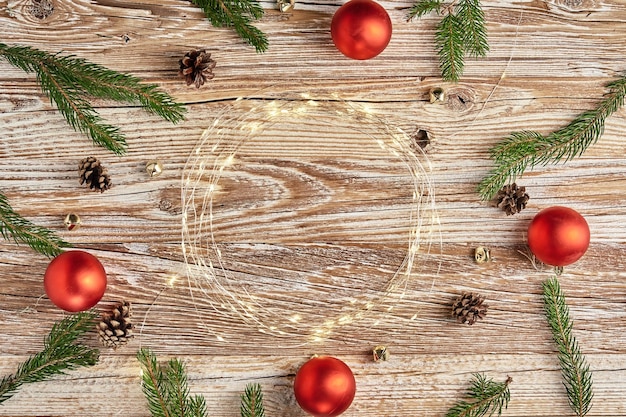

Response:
(527, 206), (590, 267)
(294, 356), (356, 417)
(44, 250), (107, 312)
(331, 0), (392, 60)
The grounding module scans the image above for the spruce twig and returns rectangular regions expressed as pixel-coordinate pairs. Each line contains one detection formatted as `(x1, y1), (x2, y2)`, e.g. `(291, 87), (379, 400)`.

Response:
(190, 0), (268, 52)
(0, 311), (100, 404)
(446, 373), (512, 417)
(137, 348), (208, 417)
(241, 383), (265, 417)
(0, 42), (186, 155)
(542, 277), (594, 417)
(478, 74), (626, 200)
(436, 13), (465, 83)
(137, 349), (171, 417)
(457, 0), (489, 57)
(407, 0), (442, 19)
(0, 191), (70, 257)
(408, 0), (489, 82)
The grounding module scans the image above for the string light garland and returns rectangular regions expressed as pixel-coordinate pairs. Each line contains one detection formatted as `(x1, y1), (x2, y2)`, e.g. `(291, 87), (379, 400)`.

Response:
(181, 92), (439, 344)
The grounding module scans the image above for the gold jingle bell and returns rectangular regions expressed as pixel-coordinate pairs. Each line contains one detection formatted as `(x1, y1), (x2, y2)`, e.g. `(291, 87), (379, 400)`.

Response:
(277, 0), (295, 12)
(429, 87), (446, 104)
(146, 160), (163, 178)
(474, 246), (491, 263)
(373, 345), (389, 362)
(64, 213), (81, 231)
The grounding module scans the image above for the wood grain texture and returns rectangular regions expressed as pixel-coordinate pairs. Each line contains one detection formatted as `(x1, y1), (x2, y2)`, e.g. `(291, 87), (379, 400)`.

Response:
(1, 0), (626, 416)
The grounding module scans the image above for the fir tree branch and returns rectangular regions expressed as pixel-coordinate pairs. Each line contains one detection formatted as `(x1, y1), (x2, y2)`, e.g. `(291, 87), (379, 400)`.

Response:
(478, 74), (626, 200)
(457, 0), (489, 57)
(436, 13), (465, 83)
(0, 311), (99, 404)
(543, 277), (594, 417)
(446, 373), (512, 417)
(407, 0), (443, 20)
(477, 130), (544, 200)
(137, 348), (208, 417)
(37, 58), (129, 155)
(189, 395), (208, 417)
(138, 349), (172, 417)
(408, 0), (488, 82)
(44, 53), (186, 124)
(0, 42), (186, 155)
(241, 383), (265, 417)
(166, 359), (190, 417)
(0, 191), (71, 257)
(190, 0), (268, 52)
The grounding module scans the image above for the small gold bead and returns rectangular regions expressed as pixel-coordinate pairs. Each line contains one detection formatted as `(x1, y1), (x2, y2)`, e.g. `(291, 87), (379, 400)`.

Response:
(429, 87), (446, 104)
(373, 345), (389, 362)
(63, 213), (81, 231)
(474, 247), (491, 263)
(146, 160), (163, 178)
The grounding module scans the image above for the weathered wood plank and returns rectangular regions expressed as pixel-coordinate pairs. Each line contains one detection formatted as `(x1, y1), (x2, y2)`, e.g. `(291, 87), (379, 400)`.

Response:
(1, 0), (626, 415)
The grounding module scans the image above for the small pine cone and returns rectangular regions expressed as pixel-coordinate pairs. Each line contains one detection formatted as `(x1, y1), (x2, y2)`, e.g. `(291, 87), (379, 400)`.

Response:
(451, 293), (488, 325)
(97, 301), (133, 349)
(78, 156), (111, 193)
(494, 183), (529, 215)
(179, 49), (216, 88)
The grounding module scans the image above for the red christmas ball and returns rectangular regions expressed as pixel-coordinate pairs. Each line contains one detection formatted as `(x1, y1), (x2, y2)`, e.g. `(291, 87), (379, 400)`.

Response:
(294, 356), (356, 417)
(527, 206), (590, 267)
(331, 0), (392, 60)
(44, 250), (107, 312)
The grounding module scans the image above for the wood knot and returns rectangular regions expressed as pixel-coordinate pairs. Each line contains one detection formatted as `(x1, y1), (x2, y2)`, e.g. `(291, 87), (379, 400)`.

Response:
(29, 0), (54, 19)
(445, 86), (476, 112)
(555, 0), (598, 11)
(158, 187), (182, 215)
(159, 199), (182, 215)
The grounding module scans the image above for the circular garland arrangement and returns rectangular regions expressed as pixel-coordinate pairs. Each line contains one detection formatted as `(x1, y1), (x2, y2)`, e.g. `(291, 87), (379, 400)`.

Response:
(181, 93), (439, 343)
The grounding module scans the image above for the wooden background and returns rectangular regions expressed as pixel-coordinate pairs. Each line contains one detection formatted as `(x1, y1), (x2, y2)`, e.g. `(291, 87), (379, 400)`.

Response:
(1, 0), (625, 416)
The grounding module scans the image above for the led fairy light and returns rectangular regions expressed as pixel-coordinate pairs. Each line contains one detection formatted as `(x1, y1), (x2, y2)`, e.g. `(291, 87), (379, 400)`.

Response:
(181, 93), (439, 344)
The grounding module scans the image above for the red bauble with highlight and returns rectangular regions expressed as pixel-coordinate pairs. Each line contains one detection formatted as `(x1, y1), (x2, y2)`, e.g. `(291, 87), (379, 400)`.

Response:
(294, 356), (356, 417)
(331, 0), (392, 60)
(527, 206), (590, 267)
(44, 250), (107, 312)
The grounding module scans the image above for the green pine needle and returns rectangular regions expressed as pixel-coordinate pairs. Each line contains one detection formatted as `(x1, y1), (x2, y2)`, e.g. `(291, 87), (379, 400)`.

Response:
(457, 0), (489, 57)
(188, 395), (209, 417)
(137, 348), (208, 417)
(407, 0), (443, 20)
(436, 13), (465, 83)
(138, 349), (171, 417)
(241, 383), (265, 417)
(446, 373), (512, 417)
(409, 0), (488, 82)
(190, 0), (268, 52)
(0, 191), (71, 257)
(477, 74), (626, 200)
(166, 359), (191, 417)
(542, 277), (594, 417)
(46, 53), (186, 124)
(0, 42), (186, 156)
(0, 311), (100, 404)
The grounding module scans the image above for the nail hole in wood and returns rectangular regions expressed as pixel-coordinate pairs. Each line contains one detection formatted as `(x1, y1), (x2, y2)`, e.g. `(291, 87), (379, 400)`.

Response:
(411, 129), (430, 150)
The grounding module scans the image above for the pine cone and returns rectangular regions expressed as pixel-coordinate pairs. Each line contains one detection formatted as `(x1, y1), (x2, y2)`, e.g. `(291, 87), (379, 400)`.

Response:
(494, 183), (529, 215)
(97, 301), (133, 349)
(179, 49), (216, 88)
(78, 156), (111, 193)
(451, 293), (488, 325)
